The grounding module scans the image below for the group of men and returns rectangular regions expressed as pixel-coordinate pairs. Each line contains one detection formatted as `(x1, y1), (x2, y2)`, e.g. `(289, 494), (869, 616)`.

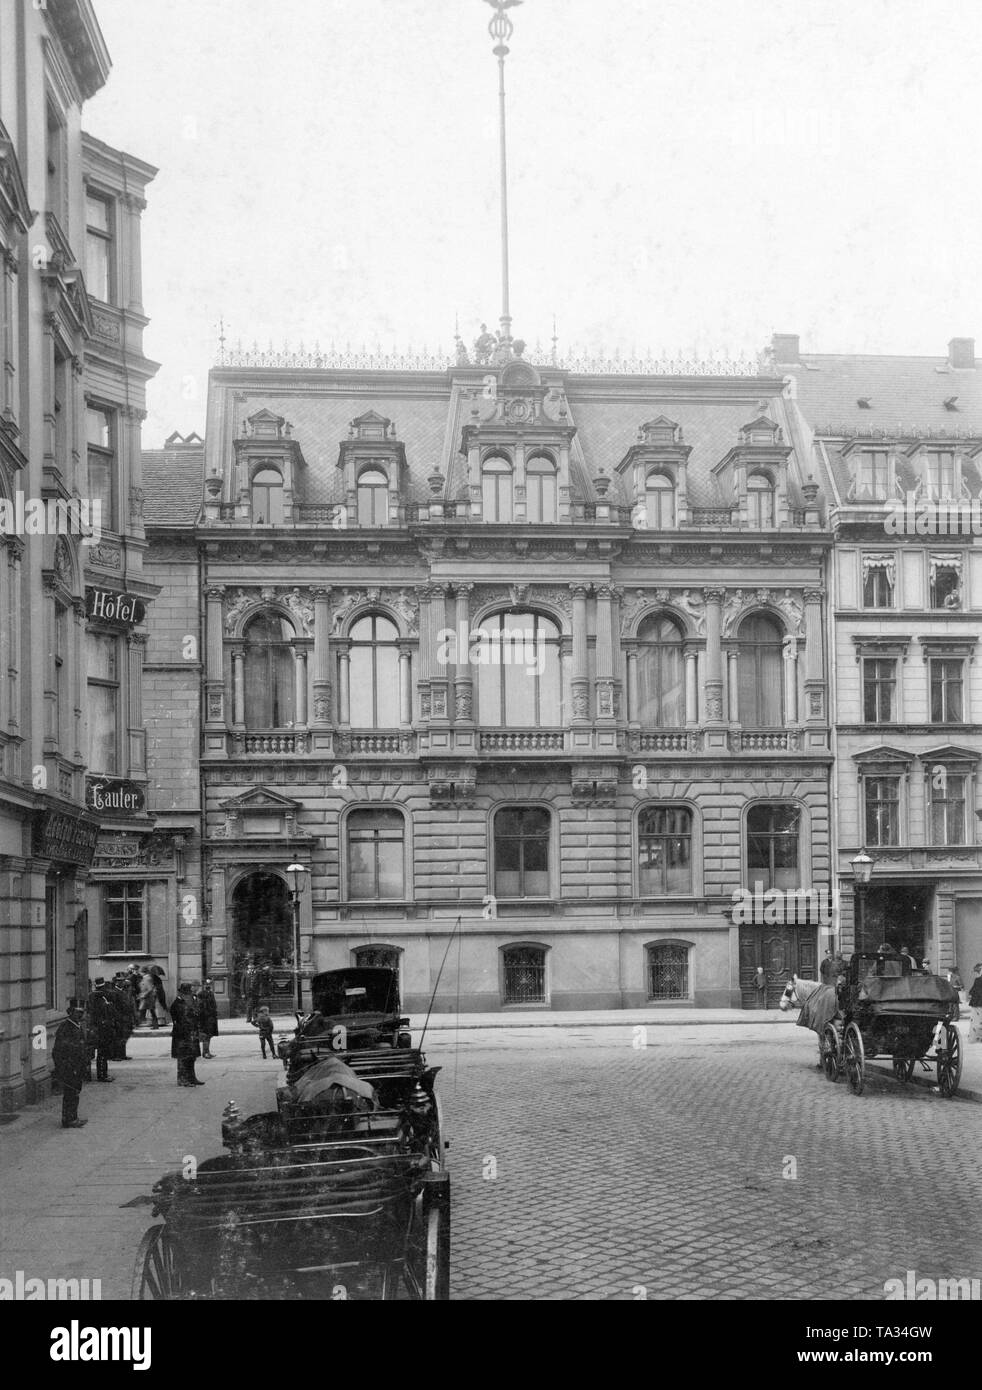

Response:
(51, 974), (221, 1127)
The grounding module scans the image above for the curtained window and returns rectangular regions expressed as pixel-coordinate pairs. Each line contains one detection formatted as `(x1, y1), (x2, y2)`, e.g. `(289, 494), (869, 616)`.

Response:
(637, 615), (684, 727)
(738, 614), (783, 725)
(243, 612), (296, 727)
(347, 810), (405, 900)
(638, 807), (692, 895)
(476, 612), (561, 726)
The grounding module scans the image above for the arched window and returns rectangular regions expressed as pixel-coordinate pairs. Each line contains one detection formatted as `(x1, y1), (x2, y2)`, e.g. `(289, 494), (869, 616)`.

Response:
(637, 616), (684, 727)
(252, 468), (284, 524)
(737, 614), (783, 726)
(645, 472), (676, 529)
(502, 944), (547, 1004)
(638, 807), (692, 895)
(746, 472), (775, 528)
(243, 612), (296, 727)
(646, 943), (690, 1000)
(747, 804), (800, 892)
(482, 454), (513, 523)
(347, 809), (405, 900)
(348, 614), (400, 728)
(476, 611), (561, 726)
(357, 468), (389, 527)
(526, 454), (557, 523)
(494, 808), (551, 899)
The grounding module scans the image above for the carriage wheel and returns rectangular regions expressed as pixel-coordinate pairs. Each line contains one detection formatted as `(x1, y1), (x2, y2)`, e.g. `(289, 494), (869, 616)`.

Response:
(936, 1024), (962, 1098)
(428, 1093), (446, 1172)
(844, 1022), (865, 1096)
(404, 1172), (450, 1301)
(130, 1225), (184, 1300)
(892, 1056), (915, 1084)
(821, 1024), (840, 1082)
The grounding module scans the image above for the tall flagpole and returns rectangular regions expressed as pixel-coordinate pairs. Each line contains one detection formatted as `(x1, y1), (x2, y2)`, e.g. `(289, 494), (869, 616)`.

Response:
(485, 1), (521, 350)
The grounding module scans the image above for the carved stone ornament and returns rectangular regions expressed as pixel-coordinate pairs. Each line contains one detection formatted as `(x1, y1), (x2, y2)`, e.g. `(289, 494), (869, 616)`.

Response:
(454, 685), (474, 721)
(284, 587), (314, 635)
(330, 590), (362, 636)
(224, 589), (254, 633)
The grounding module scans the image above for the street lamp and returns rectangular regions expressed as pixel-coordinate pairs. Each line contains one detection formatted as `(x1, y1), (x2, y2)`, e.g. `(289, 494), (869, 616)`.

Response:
(287, 863), (309, 1011)
(850, 850), (874, 956)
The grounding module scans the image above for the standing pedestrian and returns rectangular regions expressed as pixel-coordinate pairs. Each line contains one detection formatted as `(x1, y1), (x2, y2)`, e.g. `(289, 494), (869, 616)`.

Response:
(819, 951), (834, 985)
(752, 966), (767, 1008)
(87, 979), (116, 1083)
(195, 979), (219, 1058)
(241, 957), (261, 1024)
(253, 1005), (275, 1059)
(109, 974), (135, 1060)
(969, 964), (982, 1043)
(52, 1000), (89, 1128)
(137, 969), (159, 1028)
(170, 983), (204, 1086)
(150, 965), (168, 1024)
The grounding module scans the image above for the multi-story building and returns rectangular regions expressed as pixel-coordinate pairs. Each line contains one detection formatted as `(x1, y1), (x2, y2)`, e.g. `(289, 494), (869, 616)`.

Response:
(775, 332), (982, 975)
(143, 339), (834, 1016)
(0, 0), (156, 1111)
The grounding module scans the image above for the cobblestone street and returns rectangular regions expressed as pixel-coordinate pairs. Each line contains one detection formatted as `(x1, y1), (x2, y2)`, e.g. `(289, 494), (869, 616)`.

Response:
(1, 1022), (979, 1301)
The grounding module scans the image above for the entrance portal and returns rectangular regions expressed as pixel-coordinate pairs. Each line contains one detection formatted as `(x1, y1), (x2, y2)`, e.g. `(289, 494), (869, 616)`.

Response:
(739, 926), (817, 1008)
(230, 872), (296, 1016)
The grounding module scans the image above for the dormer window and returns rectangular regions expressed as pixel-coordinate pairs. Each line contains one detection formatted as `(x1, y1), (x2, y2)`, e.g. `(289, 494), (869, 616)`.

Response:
(854, 449), (891, 501)
(642, 472), (674, 529)
(357, 468), (389, 527)
(482, 454), (513, 523)
(251, 468), (283, 524)
(926, 450), (956, 501)
(746, 472), (775, 529)
(525, 454), (557, 524)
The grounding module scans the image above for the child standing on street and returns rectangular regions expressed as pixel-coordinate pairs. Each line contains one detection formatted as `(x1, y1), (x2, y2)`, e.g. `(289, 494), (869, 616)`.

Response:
(254, 1005), (275, 1058)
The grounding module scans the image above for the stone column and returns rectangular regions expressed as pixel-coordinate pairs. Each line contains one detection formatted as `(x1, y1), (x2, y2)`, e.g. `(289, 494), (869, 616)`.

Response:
(570, 584), (590, 722)
(703, 589), (728, 750)
(127, 631), (147, 774)
(782, 636), (798, 726)
(803, 589), (826, 728)
(311, 587), (333, 728)
(294, 648), (308, 726)
(122, 193), (147, 314)
(415, 585), (432, 721)
(594, 586), (616, 722)
(685, 650), (698, 728)
(399, 645), (413, 726)
(453, 584), (474, 724)
(428, 584), (450, 723)
(204, 587), (225, 722)
(727, 649), (740, 725)
(231, 648), (245, 727)
(72, 599), (86, 764)
(337, 648), (351, 727)
(626, 649), (639, 725)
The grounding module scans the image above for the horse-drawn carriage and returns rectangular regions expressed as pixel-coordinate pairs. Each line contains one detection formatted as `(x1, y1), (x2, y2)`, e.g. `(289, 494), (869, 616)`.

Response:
(787, 953), (962, 1098)
(131, 968), (450, 1300)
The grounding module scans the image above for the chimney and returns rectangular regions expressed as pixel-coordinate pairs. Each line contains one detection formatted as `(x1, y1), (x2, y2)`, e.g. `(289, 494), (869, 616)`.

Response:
(948, 337), (975, 369)
(772, 333), (800, 364)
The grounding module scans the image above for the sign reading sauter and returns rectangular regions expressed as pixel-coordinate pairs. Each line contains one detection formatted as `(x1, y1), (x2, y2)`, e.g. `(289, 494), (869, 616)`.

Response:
(86, 779), (146, 814)
(85, 586), (146, 627)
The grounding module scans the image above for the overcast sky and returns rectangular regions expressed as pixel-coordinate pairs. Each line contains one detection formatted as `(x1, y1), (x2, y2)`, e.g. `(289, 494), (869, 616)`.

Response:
(83, 0), (982, 446)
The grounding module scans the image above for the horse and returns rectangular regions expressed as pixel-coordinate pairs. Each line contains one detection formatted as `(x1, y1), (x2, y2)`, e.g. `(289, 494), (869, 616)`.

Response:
(779, 974), (832, 1067)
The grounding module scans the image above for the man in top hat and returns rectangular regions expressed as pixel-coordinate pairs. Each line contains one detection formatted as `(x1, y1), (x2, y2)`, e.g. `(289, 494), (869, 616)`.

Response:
(52, 1000), (89, 1128)
(170, 983), (204, 1086)
(109, 973), (135, 1059)
(86, 979), (116, 1083)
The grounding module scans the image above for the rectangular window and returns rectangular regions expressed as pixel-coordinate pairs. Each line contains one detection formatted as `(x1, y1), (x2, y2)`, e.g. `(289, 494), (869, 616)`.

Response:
(747, 805), (800, 892)
(865, 776), (900, 847)
(638, 807), (693, 895)
(930, 772), (966, 846)
(863, 659), (896, 723)
(86, 405), (115, 529)
(52, 604), (67, 748)
(930, 659), (964, 723)
(930, 558), (961, 610)
(494, 808), (551, 899)
(854, 450), (891, 501)
(45, 884), (58, 1010)
(348, 810), (405, 900)
(862, 564), (894, 609)
(85, 192), (114, 304)
(926, 451), (956, 501)
(87, 633), (119, 773)
(104, 883), (145, 954)
(46, 100), (67, 223)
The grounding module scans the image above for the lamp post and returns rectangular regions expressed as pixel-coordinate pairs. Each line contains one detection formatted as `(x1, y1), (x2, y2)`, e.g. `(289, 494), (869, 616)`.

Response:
(850, 850), (874, 956)
(287, 863), (309, 1011)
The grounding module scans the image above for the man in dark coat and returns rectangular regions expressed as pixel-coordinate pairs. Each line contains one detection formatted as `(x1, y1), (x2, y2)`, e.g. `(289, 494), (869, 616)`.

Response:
(195, 980), (219, 1059)
(87, 979), (116, 1083)
(52, 1000), (89, 1128)
(170, 983), (204, 1086)
(109, 975), (134, 1060)
(241, 957), (261, 1024)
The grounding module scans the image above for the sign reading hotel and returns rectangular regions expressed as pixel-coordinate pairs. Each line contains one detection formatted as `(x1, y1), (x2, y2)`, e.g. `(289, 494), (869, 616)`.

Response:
(86, 779), (146, 815)
(85, 586), (146, 627)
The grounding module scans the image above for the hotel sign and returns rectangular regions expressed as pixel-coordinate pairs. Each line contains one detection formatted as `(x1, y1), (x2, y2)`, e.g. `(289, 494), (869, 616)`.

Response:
(86, 779), (146, 815)
(85, 587), (146, 627)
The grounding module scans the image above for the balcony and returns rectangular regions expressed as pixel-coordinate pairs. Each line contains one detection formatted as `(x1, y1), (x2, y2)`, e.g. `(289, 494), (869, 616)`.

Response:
(337, 732), (417, 755)
(236, 732), (310, 755)
(480, 730), (565, 752)
(639, 732), (692, 752)
(736, 730), (796, 752)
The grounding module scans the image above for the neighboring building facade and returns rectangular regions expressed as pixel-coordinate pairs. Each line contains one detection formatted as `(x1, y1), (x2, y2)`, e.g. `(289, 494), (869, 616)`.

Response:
(0, 0), (156, 1111)
(144, 341), (834, 1015)
(776, 333), (982, 976)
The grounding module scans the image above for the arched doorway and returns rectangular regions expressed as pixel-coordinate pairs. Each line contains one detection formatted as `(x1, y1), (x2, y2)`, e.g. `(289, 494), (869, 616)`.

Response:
(230, 871), (296, 1016)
